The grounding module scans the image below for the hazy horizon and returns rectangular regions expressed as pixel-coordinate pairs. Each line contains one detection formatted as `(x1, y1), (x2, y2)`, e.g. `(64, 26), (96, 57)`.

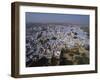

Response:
(26, 12), (89, 25)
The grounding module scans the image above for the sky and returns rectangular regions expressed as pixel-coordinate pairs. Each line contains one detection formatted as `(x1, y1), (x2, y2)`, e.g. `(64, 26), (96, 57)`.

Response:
(26, 12), (89, 25)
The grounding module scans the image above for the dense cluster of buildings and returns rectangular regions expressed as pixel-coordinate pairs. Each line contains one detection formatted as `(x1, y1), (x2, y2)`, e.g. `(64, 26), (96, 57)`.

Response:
(26, 23), (89, 67)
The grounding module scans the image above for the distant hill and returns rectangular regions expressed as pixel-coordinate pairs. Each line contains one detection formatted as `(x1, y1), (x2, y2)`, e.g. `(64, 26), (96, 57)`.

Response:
(26, 22), (89, 28)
